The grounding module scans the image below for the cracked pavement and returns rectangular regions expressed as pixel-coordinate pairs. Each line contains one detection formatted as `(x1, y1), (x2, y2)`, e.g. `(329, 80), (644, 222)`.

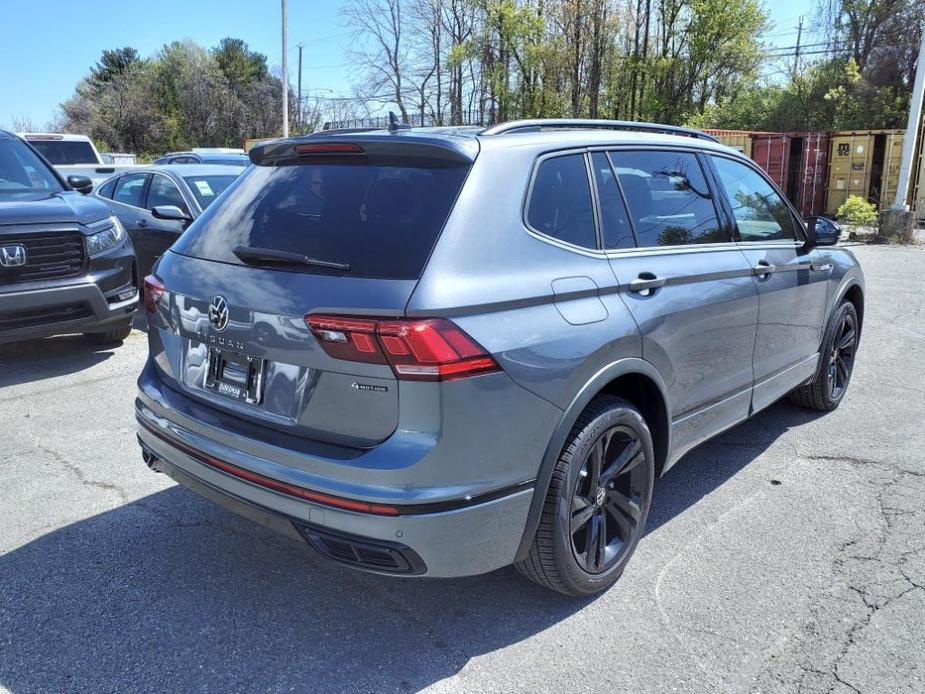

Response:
(1, 244), (923, 693)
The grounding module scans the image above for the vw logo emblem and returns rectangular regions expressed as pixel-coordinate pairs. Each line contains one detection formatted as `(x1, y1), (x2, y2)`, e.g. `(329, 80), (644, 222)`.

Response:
(208, 296), (229, 331)
(0, 244), (27, 268)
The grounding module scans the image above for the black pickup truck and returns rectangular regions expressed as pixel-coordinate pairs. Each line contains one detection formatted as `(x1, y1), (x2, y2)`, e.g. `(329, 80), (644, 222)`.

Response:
(0, 130), (137, 351)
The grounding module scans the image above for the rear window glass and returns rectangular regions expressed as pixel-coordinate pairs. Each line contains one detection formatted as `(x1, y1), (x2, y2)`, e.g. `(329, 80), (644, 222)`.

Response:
(172, 161), (470, 279)
(26, 140), (98, 165)
(609, 150), (725, 247)
(527, 154), (596, 249)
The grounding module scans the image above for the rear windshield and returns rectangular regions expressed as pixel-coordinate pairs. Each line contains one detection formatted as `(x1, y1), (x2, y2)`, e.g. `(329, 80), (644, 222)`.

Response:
(171, 161), (470, 279)
(0, 138), (62, 195)
(26, 139), (98, 165)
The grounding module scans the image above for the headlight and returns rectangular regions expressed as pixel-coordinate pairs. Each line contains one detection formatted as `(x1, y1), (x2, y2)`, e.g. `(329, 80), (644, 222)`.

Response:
(86, 216), (125, 257)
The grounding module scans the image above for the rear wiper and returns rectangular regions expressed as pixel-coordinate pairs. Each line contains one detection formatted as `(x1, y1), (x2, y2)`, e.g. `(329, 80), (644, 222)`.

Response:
(232, 245), (350, 272)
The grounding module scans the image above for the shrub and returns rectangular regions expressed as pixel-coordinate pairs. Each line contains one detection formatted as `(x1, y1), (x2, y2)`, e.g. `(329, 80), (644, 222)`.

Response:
(836, 195), (878, 227)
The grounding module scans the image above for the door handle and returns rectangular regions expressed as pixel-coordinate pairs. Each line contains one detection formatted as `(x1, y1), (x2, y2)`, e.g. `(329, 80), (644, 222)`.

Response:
(628, 273), (666, 295)
(137, 219), (148, 228)
(753, 260), (775, 278)
(810, 262), (833, 272)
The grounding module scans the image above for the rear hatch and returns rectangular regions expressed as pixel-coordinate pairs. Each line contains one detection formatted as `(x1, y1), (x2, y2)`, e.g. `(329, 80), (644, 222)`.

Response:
(147, 134), (476, 448)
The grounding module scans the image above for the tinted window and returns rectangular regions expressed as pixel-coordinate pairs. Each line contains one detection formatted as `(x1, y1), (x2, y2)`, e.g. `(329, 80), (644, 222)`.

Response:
(97, 178), (117, 199)
(0, 138), (62, 195)
(172, 161), (470, 280)
(711, 156), (799, 242)
(591, 152), (635, 249)
(610, 150), (724, 247)
(527, 154), (596, 249)
(183, 175), (237, 209)
(147, 175), (189, 214)
(112, 173), (147, 207)
(26, 139), (98, 165)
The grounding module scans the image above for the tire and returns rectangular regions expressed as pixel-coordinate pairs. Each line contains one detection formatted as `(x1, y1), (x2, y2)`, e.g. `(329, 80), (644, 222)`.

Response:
(788, 300), (859, 411)
(516, 395), (656, 597)
(84, 321), (133, 345)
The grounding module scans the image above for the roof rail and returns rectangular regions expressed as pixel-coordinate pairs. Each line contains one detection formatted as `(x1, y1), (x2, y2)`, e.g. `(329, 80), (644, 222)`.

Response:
(479, 119), (719, 143)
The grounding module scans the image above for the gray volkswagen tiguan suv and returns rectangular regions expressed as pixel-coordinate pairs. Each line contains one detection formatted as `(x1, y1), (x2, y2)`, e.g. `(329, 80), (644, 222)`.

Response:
(136, 120), (863, 596)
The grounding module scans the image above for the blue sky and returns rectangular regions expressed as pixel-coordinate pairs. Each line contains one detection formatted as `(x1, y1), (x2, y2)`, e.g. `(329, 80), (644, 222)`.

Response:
(0, 0), (814, 130)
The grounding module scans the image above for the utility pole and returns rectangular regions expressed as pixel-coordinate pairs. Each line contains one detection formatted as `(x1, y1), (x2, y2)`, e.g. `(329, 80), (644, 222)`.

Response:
(793, 17), (803, 77)
(893, 21), (925, 210)
(281, 0), (289, 138)
(297, 42), (303, 134)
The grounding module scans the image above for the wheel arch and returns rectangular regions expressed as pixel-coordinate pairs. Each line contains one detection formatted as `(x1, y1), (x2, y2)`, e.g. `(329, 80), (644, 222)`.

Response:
(514, 358), (671, 562)
(841, 282), (864, 332)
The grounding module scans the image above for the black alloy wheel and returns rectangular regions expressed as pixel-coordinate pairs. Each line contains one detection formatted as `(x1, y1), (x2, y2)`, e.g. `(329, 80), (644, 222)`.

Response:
(569, 426), (646, 574)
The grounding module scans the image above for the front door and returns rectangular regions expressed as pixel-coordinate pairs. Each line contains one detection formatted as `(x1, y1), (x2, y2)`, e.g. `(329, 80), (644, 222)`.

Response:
(707, 154), (831, 412)
(601, 148), (759, 462)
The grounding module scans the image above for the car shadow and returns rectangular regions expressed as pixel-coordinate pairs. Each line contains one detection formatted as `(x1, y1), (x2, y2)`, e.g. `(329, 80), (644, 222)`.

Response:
(0, 400), (825, 693)
(0, 314), (146, 388)
(648, 399), (827, 532)
(0, 335), (117, 388)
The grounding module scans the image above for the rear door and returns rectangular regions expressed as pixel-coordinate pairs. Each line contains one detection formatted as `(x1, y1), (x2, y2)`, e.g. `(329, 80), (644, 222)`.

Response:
(706, 153), (830, 412)
(148, 141), (473, 447)
(603, 147), (759, 457)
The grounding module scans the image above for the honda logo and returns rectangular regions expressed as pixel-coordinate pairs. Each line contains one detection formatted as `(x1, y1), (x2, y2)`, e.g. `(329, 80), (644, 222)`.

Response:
(0, 244), (27, 268)
(208, 295), (229, 331)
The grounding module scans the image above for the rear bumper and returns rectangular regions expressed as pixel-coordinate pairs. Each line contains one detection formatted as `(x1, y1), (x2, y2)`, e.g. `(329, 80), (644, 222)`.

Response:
(0, 277), (138, 344)
(135, 407), (534, 578)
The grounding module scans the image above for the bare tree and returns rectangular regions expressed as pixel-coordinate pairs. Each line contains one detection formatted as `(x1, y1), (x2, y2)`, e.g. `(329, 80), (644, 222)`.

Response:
(343, 0), (412, 121)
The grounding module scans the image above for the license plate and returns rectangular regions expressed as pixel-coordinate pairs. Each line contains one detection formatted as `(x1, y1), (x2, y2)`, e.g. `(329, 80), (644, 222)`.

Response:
(204, 348), (265, 404)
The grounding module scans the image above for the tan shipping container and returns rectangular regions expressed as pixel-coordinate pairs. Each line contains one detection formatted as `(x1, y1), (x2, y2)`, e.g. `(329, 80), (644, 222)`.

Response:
(825, 129), (905, 216)
(703, 129), (755, 158)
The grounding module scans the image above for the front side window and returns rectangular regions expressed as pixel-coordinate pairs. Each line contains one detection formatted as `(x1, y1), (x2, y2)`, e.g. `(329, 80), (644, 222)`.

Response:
(609, 150), (725, 247)
(147, 175), (189, 215)
(112, 173), (147, 208)
(527, 153), (597, 249)
(710, 156), (799, 242)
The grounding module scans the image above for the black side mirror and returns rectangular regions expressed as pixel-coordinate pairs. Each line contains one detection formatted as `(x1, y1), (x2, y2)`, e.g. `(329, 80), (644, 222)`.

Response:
(804, 216), (841, 248)
(67, 175), (93, 195)
(151, 205), (192, 223)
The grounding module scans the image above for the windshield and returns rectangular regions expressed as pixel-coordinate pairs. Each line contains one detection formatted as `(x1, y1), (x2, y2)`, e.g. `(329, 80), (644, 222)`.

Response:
(203, 155), (250, 167)
(182, 175), (238, 209)
(172, 160), (470, 279)
(0, 138), (63, 195)
(26, 139), (99, 165)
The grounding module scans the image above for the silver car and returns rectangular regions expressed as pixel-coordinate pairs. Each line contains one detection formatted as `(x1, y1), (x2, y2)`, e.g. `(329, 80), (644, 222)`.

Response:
(135, 120), (863, 596)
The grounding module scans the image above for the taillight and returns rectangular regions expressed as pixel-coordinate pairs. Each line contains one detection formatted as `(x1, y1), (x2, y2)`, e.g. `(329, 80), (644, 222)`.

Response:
(144, 275), (165, 312)
(306, 314), (500, 381)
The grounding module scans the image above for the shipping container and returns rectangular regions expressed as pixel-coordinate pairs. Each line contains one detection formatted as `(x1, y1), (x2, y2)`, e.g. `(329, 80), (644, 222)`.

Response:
(749, 132), (830, 217)
(703, 129), (757, 158)
(825, 129), (905, 216)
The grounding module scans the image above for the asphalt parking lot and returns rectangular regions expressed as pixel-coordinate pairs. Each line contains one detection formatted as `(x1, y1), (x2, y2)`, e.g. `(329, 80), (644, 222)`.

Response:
(1, 243), (923, 694)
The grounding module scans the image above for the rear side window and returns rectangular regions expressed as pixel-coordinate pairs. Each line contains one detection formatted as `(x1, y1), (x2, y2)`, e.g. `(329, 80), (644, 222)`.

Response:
(527, 154), (596, 249)
(97, 178), (117, 199)
(171, 161), (470, 280)
(609, 150), (725, 247)
(710, 156), (799, 242)
(590, 153), (635, 249)
(113, 173), (148, 208)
